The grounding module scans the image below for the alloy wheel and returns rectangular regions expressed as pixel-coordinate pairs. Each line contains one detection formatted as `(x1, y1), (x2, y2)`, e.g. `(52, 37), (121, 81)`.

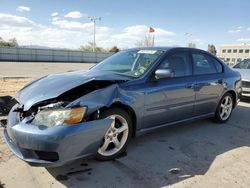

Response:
(98, 115), (129, 156)
(219, 95), (233, 121)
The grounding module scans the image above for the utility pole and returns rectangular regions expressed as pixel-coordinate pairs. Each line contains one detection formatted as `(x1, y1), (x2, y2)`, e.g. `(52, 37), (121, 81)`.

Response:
(88, 16), (101, 52)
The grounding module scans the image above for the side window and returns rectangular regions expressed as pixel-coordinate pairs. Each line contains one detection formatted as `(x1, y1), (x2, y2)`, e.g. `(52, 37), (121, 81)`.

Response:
(159, 52), (192, 77)
(192, 53), (219, 75)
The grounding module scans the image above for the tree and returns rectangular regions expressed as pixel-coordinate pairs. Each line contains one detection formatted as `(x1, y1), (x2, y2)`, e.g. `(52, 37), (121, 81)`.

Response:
(95, 46), (106, 53)
(9, 38), (18, 47)
(79, 41), (106, 52)
(109, 46), (120, 53)
(79, 42), (94, 52)
(207, 44), (217, 55)
(0, 37), (18, 47)
(135, 34), (154, 47)
(187, 42), (196, 48)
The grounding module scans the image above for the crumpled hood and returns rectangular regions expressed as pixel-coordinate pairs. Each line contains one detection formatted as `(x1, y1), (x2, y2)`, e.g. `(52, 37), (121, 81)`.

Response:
(16, 69), (130, 111)
(234, 69), (250, 81)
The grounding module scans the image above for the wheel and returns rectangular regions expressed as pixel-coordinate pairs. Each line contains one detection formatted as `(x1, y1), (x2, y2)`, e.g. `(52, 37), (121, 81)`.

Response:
(96, 108), (132, 161)
(214, 93), (234, 123)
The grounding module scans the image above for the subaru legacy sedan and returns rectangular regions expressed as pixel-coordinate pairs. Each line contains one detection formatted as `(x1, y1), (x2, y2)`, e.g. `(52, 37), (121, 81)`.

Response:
(3, 47), (242, 166)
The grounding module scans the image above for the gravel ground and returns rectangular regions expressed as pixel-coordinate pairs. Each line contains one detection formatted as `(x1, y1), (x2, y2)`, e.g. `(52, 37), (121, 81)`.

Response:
(0, 78), (32, 96)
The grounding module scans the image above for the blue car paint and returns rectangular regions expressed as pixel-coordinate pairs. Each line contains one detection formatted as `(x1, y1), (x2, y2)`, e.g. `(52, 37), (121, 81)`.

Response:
(16, 70), (132, 111)
(4, 104), (112, 167)
(3, 47), (241, 166)
(67, 84), (145, 131)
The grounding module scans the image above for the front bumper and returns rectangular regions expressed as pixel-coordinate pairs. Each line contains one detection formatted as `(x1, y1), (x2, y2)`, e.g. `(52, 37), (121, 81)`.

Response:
(3, 109), (112, 167)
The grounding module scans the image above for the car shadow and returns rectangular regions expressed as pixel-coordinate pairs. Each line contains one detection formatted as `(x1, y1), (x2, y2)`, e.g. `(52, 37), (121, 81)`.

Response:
(46, 103), (250, 188)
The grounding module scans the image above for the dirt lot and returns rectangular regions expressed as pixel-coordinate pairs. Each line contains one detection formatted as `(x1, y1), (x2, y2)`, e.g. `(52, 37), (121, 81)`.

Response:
(0, 78), (32, 97)
(1, 68), (250, 188)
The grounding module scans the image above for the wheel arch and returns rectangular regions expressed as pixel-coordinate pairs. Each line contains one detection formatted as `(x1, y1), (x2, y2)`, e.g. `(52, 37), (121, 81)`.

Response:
(99, 102), (137, 137)
(223, 90), (237, 108)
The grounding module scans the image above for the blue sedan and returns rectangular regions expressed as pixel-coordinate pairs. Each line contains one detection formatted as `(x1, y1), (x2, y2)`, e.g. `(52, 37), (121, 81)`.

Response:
(3, 47), (242, 166)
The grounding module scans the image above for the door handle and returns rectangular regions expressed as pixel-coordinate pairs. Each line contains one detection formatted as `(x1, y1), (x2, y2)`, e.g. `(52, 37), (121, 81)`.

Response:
(186, 83), (195, 89)
(217, 79), (224, 84)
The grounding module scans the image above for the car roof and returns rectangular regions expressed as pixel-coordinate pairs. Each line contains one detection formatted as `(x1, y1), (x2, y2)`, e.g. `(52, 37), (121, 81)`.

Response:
(126, 46), (207, 53)
(125, 47), (224, 65)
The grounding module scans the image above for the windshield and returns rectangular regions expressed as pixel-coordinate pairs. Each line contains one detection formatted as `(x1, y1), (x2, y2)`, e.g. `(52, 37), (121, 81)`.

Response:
(233, 59), (250, 69)
(92, 49), (164, 78)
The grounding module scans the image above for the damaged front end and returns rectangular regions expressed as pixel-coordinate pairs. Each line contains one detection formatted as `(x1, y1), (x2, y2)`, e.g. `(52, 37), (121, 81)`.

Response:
(15, 80), (122, 125)
(4, 107), (113, 166)
(3, 71), (130, 166)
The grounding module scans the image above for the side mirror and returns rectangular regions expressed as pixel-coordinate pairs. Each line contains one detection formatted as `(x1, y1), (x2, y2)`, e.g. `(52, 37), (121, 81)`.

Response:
(155, 69), (174, 79)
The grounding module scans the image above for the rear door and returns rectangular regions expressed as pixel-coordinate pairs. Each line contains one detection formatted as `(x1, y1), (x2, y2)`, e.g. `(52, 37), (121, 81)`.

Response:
(191, 51), (224, 116)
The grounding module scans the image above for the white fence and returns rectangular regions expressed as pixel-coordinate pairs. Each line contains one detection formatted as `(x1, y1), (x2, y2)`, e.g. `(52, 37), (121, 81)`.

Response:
(0, 47), (113, 63)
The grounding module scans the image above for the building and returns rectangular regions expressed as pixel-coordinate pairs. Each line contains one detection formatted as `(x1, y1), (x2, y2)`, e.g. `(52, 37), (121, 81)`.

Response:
(219, 43), (250, 66)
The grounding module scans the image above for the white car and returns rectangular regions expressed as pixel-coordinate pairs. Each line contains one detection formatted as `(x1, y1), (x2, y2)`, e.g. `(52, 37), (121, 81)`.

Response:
(233, 59), (250, 98)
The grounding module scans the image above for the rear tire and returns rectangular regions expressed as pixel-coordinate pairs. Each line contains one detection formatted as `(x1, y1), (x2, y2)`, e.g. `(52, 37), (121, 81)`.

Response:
(96, 108), (132, 161)
(214, 93), (234, 123)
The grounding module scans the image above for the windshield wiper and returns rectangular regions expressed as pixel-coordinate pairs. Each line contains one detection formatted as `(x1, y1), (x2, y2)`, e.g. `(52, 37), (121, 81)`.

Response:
(112, 72), (137, 78)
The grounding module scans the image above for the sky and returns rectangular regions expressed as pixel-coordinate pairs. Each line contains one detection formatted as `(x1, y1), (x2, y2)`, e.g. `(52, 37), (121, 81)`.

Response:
(0, 0), (249, 50)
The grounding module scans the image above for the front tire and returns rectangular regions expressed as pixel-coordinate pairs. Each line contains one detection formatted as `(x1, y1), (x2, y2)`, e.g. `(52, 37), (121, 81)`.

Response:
(214, 93), (234, 123)
(96, 108), (132, 161)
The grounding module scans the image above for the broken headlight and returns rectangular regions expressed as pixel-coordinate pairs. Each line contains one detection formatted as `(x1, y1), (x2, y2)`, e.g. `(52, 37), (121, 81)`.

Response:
(31, 107), (87, 127)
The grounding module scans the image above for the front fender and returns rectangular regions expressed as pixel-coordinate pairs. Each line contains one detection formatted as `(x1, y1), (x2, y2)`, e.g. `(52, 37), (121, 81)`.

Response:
(67, 84), (145, 131)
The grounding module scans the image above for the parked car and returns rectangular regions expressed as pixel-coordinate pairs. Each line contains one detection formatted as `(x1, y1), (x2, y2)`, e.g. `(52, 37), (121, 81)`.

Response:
(233, 59), (250, 98)
(3, 47), (242, 167)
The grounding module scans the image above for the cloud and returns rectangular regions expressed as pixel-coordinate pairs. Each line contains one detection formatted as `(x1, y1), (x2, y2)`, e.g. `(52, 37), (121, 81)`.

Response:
(64, 11), (84, 19)
(0, 13), (105, 49)
(0, 13), (35, 28)
(51, 18), (110, 33)
(17, 6), (30, 12)
(111, 25), (174, 42)
(1, 28), (84, 48)
(0, 22), (84, 49)
(247, 27), (250, 31)
(228, 29), (241, 33)
(228, 26), (243, 33)
(121, 25), (175, 37)
(0, 13), (176, 49)
(236, 38), (250, 42)
(108, 25), (175, 47)
(51, 17), (60, 21)
(51, 12), (59, 17)
(52, 19), (93, 30)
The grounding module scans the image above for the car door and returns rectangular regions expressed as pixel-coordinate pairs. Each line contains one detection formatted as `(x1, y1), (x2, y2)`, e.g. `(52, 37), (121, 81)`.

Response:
(143, 50), (196, 128)
(191, 51), (225, 116)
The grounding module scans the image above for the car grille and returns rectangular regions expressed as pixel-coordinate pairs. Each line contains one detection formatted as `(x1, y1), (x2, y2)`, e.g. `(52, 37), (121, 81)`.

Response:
(242, 81), (250, 88)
